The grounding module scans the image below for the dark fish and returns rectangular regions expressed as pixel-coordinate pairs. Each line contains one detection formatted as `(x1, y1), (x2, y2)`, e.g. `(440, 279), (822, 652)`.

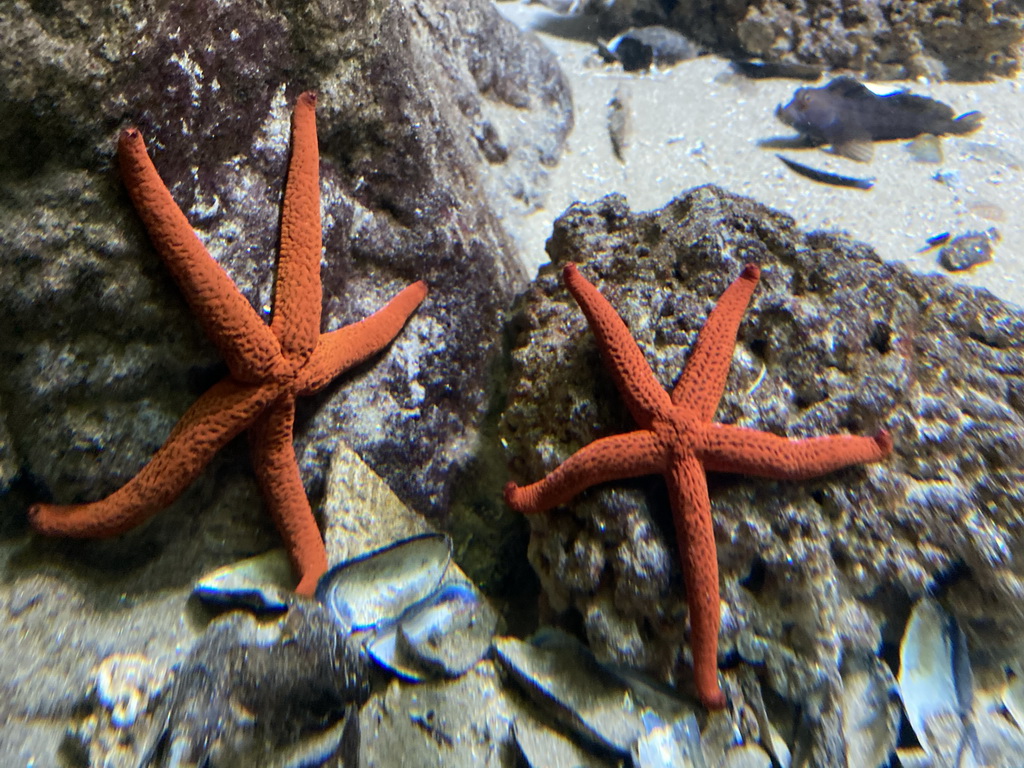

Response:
(731, 60), (823, 80)
(776, 77), (983, 162)
(775, 154), (874, 190)
(608, 85), (632, 163)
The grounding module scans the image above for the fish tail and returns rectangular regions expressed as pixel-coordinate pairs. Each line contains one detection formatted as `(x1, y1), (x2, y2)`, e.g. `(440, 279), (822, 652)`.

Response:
(950, 111), (984, 134)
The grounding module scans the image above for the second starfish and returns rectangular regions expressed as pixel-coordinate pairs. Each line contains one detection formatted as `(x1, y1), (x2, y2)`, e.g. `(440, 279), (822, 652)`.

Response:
(30, 92), (426, 596)
(505, 262), (891, 709)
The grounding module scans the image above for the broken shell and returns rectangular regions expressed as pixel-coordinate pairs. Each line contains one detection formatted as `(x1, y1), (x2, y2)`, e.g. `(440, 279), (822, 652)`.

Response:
(841, 656), (899, 768)
(398, 580), (497, 676)
(92, 653), (166, 729)
(898, 598), (972, 763)
(367, 581), (496, 681)
(493, 632), (648, 757)
(315, 533), (451, 632)
(193, 548), (294, 612)
(1004, 673), (1024, 730)
(630, 710), (706, 768)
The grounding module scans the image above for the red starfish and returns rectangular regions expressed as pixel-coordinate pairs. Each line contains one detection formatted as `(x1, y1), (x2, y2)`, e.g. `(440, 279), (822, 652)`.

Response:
(504, 262), (892, 709)
(29, 92), (427, 596)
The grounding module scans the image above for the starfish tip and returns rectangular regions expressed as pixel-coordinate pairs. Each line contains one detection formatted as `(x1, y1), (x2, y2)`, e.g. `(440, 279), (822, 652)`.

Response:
(562, 262), (580, 281)
(702, 689), (727, 710)
(874, 429), (894, 456)
(503, 481), (523, 508)
(740, 263), (761, 281)
(118, 126), (144, 148)
(25, 502), (42, 524)
(26, 503), (59, 535)
(297, 91), (318, 108)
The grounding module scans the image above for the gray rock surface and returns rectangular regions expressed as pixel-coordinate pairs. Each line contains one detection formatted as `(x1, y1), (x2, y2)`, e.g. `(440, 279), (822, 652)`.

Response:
(500, 185), (1024, 761)
(590, 0), (1023, 80)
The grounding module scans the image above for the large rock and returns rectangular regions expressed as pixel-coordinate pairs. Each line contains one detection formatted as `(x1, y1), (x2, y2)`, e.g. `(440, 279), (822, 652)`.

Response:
(0, 0), (571, 570)
(0, 0), (572, 526)
(500, 185), (1024, 761)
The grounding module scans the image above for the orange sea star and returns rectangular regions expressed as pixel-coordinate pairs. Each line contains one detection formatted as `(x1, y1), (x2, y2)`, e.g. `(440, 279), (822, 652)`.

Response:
(505, 262), (891, 709)
(30, 92), (427, 596)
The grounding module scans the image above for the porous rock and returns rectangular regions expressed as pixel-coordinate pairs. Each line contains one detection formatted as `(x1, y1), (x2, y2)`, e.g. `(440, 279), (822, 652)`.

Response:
(500, 185), (1024, 760)
(596, 0), (1023, 80)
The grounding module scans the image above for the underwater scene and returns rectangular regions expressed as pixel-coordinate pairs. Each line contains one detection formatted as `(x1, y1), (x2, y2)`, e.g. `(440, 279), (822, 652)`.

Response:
(1, 0), (1023, 766)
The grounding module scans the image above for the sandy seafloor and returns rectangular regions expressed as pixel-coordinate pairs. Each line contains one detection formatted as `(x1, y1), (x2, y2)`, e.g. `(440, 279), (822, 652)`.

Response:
(496, 1), (1024, 311)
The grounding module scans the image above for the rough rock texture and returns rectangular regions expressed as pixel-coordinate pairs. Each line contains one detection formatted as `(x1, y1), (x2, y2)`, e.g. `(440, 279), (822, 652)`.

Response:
(500, 186), (1024, 762)
(0, 0), (571, 527)
(596, 0), (1024, 80)
(0, 0), (571, 759)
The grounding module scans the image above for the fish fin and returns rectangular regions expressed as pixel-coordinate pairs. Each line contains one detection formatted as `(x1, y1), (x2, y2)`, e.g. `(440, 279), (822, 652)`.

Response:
(824, 76), (873, 100)
(832, 139), (874, 162)
(950, 111), (984, 134)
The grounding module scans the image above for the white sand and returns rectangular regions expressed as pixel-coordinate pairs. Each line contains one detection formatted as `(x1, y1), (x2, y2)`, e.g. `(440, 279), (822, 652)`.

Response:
(498, 1), (1024, 310)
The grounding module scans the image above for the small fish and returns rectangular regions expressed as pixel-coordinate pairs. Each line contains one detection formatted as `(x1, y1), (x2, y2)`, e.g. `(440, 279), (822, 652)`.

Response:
(775, 154), (874, 190)
(776, 77), (983, 162)
(608, 85), (633, 163)
(731, 59), (823, 80)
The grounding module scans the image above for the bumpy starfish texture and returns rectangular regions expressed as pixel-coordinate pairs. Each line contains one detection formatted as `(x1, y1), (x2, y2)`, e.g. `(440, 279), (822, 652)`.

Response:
(505, 262), (891, 709)
(29, 92), (427, 596)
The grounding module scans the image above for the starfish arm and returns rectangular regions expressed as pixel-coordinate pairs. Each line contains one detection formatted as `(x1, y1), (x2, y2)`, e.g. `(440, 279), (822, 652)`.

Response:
(563, 264), (671, 425)
(699, 423), (893, 479)
(504, 430), (666, 514)
(671, 264), (760, 419)
(28, 378), (278, 538)
(296, 280), (428, 395)
(271, 91), (322, 368)
(665, 453), (726, 710)
(248, 396), (328, 597)
(118, 128), (288, 384)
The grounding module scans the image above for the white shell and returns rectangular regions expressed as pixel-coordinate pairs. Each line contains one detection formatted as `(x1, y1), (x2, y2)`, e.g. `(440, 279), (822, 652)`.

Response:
(898, 598), (970, 762)
(315, 533), (451, 631)
(841, 657), (899, 768)
(193, 548), (294, 612)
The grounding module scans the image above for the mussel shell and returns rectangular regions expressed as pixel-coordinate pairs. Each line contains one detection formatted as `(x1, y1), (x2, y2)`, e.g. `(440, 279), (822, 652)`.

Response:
(841, 656), (899, 768)
(630, 710), (705, 768)
(368, 580), (496, 681)
(398, 581), (496, 676)
(193, 549), (294, 612)
(898, 598), (971, 760)
(315, 533), (451, 632)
